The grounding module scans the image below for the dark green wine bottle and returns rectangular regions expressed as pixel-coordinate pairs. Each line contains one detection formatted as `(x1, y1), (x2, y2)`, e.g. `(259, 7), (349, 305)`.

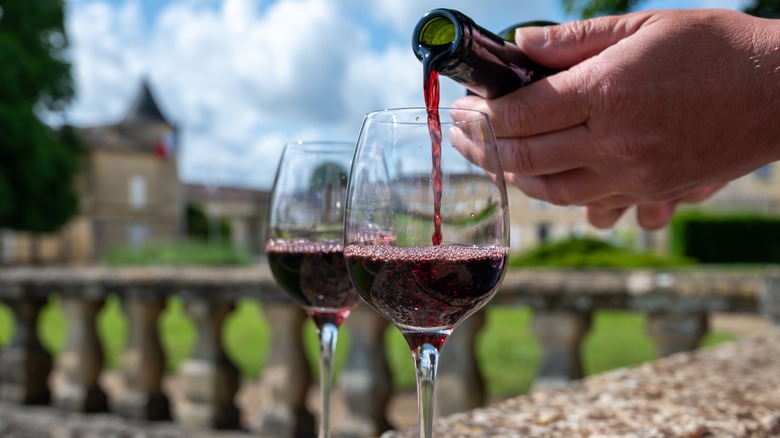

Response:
(412, 8), (559, 99)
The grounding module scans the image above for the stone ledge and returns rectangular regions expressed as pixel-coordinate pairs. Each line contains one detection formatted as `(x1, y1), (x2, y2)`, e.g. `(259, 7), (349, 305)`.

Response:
(0, 266), (765, 312)
(384, 330), (780, 437)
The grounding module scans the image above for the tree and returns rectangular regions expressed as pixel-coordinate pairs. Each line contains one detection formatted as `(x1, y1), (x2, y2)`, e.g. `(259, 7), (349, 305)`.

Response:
(564, 0), (780, 18)
(0, 0), (80, 234)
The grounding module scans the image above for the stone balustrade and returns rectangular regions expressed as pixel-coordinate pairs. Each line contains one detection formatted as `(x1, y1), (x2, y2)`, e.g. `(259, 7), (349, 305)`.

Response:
(0, 265), (777, 437)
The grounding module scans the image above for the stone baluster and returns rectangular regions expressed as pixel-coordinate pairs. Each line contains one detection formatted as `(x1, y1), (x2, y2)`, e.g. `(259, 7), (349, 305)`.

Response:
(437, 309), (486, 417)
(254, 301), (315, 438)
(115, 288), (170, 420)
(646, 311), (708, 357)
(0, 294), (52, 405)
(55, 290), (109, 412)
(337, 305), (392, 438)
(176, 297), (240, 429)
(758, 267), (780, 328)
(530, 309), (592, 391)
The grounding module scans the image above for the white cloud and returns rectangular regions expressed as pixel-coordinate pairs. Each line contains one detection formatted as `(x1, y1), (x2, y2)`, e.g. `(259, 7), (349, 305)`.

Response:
(67, 0), (378, 188)
(66, 1), (145, 123)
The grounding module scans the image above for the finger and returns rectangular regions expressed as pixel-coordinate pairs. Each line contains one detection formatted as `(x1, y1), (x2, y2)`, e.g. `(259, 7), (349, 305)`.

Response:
(452, 72), (590, 138)
(494, 124), (599, 176)
(506, 168), (620, 206)
(448, 123), (499, 174)
(636, 202), (678, 230)
(586, 206), (628, 229)
(514, 12), (655, 68)
(451, 118), (598, 177)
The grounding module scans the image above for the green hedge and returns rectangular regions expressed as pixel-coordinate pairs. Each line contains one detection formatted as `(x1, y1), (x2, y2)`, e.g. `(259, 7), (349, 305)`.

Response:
(510, 236), (693, 269)
(103, 240), (253, 266)
(670, 211), (780, 264)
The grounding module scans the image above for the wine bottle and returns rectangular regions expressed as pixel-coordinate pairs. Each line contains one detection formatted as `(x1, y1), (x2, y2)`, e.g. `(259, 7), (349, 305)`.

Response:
(412, 8), (560, 99)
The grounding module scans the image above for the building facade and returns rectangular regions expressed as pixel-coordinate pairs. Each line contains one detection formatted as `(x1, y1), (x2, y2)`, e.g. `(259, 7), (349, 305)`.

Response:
(0, 81), (183, 264)
(184, 183), (270, 256)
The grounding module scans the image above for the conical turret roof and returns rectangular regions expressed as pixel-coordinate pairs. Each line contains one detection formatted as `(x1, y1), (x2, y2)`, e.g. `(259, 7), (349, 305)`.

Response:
(122, 79), (170, 126)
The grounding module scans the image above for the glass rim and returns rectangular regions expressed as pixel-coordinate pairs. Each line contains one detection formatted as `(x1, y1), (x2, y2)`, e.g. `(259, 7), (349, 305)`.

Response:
(282, 140), (355, 153)
(363, 107), (489, 125)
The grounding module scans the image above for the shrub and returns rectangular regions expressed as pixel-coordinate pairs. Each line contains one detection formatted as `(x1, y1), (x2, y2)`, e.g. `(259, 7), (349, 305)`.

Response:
(510, 236), (694, 269)
(670, 211), (780, 264)
(103, 240), (252, 266)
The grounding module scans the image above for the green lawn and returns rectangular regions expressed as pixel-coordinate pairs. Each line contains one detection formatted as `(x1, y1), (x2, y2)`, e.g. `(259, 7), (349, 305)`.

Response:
(0, 298), (734, 398)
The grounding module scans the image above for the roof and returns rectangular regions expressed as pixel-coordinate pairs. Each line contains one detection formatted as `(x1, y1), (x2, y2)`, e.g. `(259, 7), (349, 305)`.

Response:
(77, 80), (174, 153)
(185, 183), (271, 205)
(121, 79), (171, 127)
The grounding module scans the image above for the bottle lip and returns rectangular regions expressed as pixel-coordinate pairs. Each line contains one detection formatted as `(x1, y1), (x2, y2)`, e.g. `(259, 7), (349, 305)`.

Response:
(412, 8), (465, 61)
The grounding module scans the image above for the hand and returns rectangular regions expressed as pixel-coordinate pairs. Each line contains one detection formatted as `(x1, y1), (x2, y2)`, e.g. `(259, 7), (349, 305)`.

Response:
(452, 9), (780, 228)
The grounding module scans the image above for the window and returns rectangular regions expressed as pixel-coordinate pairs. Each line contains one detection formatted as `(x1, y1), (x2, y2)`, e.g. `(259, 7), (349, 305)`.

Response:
(510, 225), (522, 251)
(571, 223), (587, 237)
(754, 165), (773, 181)
(129, 174), (147, 209)
(127, 222), (148, 248)
(537, 222), (551, 243)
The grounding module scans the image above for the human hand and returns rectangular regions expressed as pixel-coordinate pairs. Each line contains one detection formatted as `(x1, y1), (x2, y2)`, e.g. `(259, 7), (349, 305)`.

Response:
(452, 9), (780, 228)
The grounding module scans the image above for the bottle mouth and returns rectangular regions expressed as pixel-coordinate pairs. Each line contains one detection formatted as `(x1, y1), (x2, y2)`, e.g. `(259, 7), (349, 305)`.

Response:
(418, 15), (456, 46)
(413, 9), (464, 60)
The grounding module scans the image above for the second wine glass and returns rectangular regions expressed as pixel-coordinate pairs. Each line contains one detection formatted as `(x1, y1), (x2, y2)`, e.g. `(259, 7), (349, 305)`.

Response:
(265, 141), (358, 438)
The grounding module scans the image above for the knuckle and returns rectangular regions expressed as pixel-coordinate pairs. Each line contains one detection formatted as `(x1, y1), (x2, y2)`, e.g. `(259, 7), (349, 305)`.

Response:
(540, 175), (575, 206)
(501, 96), (541, 135)
(505, 138), (536, 175)
(559, 19), (594, 46)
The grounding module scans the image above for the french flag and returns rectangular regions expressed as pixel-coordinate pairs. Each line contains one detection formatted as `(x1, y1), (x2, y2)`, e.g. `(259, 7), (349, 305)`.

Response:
(155, 130), (177, 159)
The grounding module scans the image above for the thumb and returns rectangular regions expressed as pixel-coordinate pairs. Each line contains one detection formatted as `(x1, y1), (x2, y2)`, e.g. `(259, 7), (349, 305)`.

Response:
(515, 12), (653, 69)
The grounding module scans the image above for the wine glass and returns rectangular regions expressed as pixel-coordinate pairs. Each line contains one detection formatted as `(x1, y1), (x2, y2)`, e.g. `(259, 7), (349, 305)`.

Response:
(265, 141), (359, 438)
(343, 108), (509, 437)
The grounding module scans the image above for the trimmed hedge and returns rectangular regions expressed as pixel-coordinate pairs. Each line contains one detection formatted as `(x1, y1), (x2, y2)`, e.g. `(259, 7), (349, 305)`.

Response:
(670, 211), (780, 264)
(510, 236), (693, 269)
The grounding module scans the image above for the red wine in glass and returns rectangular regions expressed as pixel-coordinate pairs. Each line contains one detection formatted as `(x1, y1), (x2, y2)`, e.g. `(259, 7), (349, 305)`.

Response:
(344, 244), (507, 335)
(266, 239), (360, 327)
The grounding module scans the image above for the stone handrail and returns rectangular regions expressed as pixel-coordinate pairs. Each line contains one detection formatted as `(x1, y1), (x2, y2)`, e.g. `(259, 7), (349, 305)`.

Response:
(0, 265), (777, 437)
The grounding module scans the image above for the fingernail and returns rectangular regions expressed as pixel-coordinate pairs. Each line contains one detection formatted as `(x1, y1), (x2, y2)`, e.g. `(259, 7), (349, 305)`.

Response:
(516, 27), (546, 48)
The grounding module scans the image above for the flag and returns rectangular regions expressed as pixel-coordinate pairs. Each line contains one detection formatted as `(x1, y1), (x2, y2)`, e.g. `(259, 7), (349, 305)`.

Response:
(155, 130), (177, 159)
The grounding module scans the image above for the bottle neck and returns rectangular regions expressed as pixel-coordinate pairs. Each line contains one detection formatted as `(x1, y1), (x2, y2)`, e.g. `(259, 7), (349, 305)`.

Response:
(413, 9), (559, 99)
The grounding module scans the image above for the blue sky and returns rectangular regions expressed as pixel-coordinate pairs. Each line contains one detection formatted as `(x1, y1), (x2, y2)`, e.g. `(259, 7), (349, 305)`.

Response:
(63, 0), (748, 189)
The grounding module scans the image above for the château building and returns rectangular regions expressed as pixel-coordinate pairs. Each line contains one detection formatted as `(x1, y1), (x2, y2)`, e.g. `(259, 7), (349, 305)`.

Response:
(0, 81), (182, 263)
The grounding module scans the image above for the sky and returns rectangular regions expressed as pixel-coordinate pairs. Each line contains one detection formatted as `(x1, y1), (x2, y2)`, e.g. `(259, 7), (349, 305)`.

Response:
(62, 0), (748, 189)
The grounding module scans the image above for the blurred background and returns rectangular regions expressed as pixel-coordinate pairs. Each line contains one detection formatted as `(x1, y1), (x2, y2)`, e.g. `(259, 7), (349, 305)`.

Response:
(1, 0), (778, 266)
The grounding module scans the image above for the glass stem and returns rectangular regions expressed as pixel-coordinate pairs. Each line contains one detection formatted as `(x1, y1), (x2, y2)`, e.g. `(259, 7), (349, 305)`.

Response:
(318, 322), (338, 438)
(413, 342), (442, 438)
